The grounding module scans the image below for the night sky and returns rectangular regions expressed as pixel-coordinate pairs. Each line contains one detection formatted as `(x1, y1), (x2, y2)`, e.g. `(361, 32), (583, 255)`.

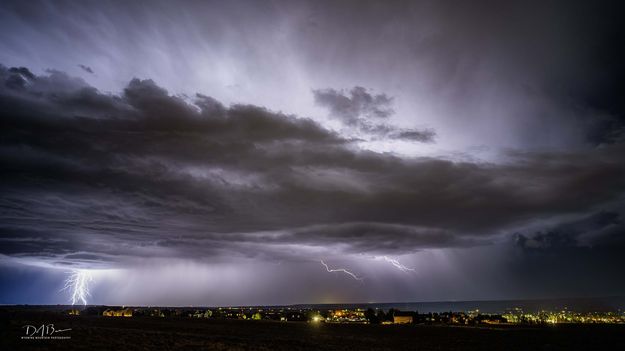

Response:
(1, 0), (624, 306)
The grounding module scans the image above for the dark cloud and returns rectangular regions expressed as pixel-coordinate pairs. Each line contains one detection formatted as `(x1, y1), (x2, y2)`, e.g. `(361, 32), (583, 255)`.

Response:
(313, 86), (393, 125)
(287, 222), (486, 254)
(515, 210), (624, 253)
(4, 66), (36, 90)
(78, 64), (93, 74)
(314, 86), (436, 143)
(2, 65), (625, 268)
(507, 208), (625, 297)
(0, 0), (624, 303)
(362, 124), (437, 143)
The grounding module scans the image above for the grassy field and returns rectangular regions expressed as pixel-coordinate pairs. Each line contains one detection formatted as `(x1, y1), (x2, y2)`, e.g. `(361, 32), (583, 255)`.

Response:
(2, 308), (624, 350)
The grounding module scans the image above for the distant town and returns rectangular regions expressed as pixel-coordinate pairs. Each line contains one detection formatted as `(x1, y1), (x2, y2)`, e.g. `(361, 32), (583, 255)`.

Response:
(61, 306), (625, 325)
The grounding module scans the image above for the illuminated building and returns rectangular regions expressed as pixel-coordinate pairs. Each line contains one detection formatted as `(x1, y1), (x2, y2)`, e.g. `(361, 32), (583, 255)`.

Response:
(103, 308), (133, 317)
(393, 315), (413, 324)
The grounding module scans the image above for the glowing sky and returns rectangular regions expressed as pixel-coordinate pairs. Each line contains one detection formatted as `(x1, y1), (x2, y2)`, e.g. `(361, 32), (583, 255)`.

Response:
(1, 0), (624, 306)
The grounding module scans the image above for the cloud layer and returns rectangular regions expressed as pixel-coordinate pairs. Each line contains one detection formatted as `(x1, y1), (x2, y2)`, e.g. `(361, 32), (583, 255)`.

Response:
(2, 65), (625, 271)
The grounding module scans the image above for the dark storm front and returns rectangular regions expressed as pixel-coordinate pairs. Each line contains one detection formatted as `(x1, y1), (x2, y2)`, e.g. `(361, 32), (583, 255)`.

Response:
(2, 0), (625, 307)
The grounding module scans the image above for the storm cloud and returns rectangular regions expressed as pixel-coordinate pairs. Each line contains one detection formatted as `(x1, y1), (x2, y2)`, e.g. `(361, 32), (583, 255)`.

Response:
(314, 86), (436, 142)
(314, 86), (394, 125)
(1, 0), (624, 304)
(1, 65), (624, 270)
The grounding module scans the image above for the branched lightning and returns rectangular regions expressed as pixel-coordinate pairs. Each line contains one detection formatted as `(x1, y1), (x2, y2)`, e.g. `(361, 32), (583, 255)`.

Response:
(379, 256), (415, 272)
(62, 270), (93, 305)
(320, 260), (363, 281)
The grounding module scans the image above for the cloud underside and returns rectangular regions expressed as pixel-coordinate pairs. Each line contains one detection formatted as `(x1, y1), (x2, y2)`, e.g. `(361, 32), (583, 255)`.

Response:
(1, 65), (625, 268)
(313, 86), (436, 142)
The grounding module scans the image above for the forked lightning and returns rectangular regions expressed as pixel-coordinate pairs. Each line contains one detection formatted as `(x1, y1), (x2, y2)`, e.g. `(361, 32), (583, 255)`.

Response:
(320, 260), (363, 281)
(62, 270), (93, 305)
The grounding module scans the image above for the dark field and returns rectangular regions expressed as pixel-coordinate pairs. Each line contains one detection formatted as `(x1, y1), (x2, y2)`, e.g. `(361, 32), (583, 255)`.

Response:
(1, 309), (624, 350)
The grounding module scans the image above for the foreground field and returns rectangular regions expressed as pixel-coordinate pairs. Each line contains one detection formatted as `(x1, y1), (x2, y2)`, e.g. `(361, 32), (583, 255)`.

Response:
(1, 309), (624, 350)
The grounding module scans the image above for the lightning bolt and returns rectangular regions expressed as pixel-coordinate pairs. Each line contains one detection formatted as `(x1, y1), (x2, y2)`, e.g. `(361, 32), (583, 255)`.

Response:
(62, 270), (93, 305)
(379, 256), (415, 272)
(320, 260), (363, 281)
